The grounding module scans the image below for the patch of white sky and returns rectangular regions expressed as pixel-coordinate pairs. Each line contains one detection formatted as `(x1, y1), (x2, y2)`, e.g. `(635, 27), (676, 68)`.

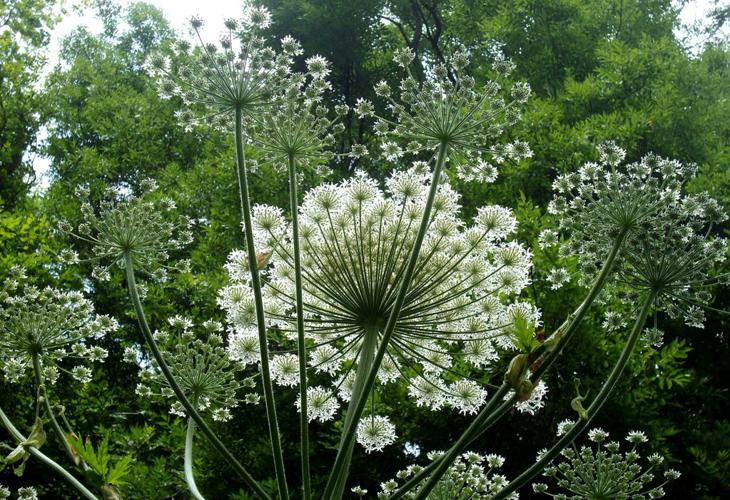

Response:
(30, 0), (729, 191)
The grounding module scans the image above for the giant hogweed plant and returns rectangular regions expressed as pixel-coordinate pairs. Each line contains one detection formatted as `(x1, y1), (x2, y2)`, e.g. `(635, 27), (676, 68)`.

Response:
(1, 6), (728, 500)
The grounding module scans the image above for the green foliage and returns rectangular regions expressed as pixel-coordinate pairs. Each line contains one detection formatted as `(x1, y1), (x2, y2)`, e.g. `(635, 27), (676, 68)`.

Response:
(1, 0), (728, 498)
(0, 0), (60, 208)
(67, 433), (132, 486)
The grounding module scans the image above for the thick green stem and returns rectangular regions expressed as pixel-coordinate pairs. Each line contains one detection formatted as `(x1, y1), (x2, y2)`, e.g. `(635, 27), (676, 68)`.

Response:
(331, 326), (380, 498)
(287, 152), (311, 500)
(31, 353), (79, 466)
(124, 254), (270, 500)
(398, 231), (628, 500)
(0, 405), (97, 500)
(492, 290), (657, 499)
(185, 417), (205, 500)
(234, 106), (289, 500)
(323, 142), (450, 500)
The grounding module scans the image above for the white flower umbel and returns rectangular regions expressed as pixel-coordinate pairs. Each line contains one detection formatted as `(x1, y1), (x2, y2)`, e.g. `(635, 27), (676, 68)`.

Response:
(378, 451), (517, 499)
(296, 386), (339, 423)
(219, 166), (533, 449)
(62, 181), (192, 280)
(533, 428), (681, 498)
(357, 47), (531, 180)
(248, 52), (343, 175)
(0, 282), (115, 384)
(135, 318), (250, 421)
(356, 415), (397, 453)
(145, 6), (291, 131)
(550, 145), (728, 323)
(16, 487), (38, 500)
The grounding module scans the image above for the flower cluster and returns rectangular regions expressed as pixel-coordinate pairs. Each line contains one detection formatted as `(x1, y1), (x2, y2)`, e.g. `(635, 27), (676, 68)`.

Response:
(353, 48), (532, 182)
(0, 277), (115, 384)
(356, 414), (397, 453)
(546, 143), (727, 326)
(145, 5), (292, 131)
(247, 48), (343, 175)
(533, 425), (681, 499)
(131, 317), (252, 421)
(0, 486), (38, 500)
(219, 166), (534, 446)
(60, 181), (192, 281)
(377, 451), (517, 499)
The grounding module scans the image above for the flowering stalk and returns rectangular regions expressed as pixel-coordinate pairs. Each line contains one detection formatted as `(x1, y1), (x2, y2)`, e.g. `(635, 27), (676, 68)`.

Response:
(31, 353), (79, 466)
(323, 141), (450, 499)
(396, 230), (629, 500)
(185, 417), (205, 500)
(330, 325), (380, 496)
(287, 152), (312, 500)
(0, 405), (97, 500)
(123, 253), (270, 500)
(492, 290), (658, 499)
(233, 106), (289, 500)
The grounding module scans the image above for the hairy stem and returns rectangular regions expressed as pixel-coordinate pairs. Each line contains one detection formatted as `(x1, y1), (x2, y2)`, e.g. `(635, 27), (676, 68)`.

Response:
(234, 105), (289, 500)
(0, 405), (97, 500)
(31, 353), (79, 466)
(397, 231), (628, 499)
(124, 253), (270, 500)
(287, 152), (312, 500)
(185, 417), (205, 500)
(323, 141), (450, 500)
(492, 290), (657, 499)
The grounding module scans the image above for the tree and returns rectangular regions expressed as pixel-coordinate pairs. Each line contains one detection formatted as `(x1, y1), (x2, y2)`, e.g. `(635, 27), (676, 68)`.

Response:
(0, 0), (59, 208)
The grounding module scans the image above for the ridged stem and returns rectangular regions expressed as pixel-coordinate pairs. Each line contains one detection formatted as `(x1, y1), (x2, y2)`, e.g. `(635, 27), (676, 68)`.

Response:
(233, 106), (289, 500)
(287, 152), (312, 500)
(323, 141), (450, 500)
(330, 325), (380, 498)
(124, 253), (270, 499)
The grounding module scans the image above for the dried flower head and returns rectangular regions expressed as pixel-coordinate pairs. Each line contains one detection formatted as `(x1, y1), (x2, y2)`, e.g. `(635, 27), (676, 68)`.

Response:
(0, 280), (115, 384)
(533, 428), (680, 499)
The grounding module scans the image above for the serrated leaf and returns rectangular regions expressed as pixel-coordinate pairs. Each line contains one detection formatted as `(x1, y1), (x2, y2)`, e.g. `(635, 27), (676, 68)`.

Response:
(106, 454), (133, 485)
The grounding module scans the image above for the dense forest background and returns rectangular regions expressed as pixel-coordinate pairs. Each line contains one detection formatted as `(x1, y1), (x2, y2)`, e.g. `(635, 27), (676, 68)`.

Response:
(1, 0), (729, 498)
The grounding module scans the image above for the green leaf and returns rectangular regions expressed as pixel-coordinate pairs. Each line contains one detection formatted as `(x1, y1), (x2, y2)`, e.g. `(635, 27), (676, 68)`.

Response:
(106, 454), (133, 486)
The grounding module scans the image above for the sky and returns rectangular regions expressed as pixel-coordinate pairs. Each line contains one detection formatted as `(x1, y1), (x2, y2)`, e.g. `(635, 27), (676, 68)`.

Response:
(46, 0), (726, 68)
(29, 0), (729, 190)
